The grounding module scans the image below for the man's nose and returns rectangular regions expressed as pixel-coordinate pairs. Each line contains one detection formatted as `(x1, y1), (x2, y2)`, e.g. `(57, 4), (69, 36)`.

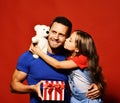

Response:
(54, 34), (59, 39)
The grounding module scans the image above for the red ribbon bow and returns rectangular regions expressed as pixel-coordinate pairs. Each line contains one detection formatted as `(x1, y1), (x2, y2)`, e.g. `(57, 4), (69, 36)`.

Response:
(44, 82), (64, 95)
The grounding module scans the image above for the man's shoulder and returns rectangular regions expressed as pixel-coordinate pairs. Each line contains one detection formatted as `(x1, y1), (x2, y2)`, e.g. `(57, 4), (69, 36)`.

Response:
(18, 50), (33, 60)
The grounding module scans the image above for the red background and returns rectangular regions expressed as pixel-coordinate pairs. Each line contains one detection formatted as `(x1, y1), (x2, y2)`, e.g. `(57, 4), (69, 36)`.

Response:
(0, 0), (120, 103)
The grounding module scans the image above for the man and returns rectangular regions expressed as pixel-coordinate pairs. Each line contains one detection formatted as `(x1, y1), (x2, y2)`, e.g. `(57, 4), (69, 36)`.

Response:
(10, 16), (101, 103)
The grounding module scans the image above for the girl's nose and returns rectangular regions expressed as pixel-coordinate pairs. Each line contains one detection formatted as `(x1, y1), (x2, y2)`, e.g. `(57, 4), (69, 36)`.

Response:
(66, 38), (69, 42)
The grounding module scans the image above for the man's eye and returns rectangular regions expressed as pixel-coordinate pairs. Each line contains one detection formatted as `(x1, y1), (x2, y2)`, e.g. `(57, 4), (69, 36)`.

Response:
(52, 31), (56, 34)
(59, 34), (65, 37)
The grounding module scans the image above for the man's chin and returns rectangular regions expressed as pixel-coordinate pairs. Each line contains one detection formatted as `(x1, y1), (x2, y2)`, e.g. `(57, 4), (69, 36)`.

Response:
(50, 43), (61, 49)
(51, 45), (63, 50)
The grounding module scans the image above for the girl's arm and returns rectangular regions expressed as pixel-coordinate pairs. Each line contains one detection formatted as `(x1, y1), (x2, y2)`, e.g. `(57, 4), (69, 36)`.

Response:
(30, 44), (78, 69)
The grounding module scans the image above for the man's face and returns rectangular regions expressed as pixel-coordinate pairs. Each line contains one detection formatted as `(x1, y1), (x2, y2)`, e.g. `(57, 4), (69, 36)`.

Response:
(48, 22), (69, 49)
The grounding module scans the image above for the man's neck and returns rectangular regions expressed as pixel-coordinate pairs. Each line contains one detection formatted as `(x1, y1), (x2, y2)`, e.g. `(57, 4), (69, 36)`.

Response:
(47, 45), (64, 55)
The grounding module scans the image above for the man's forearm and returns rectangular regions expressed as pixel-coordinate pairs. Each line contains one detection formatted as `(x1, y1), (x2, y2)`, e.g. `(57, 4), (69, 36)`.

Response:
(10, 82), (34, 94)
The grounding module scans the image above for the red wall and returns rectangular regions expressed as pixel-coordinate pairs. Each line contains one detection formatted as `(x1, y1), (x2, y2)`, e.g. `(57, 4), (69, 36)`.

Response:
(0, 0), (120, 103)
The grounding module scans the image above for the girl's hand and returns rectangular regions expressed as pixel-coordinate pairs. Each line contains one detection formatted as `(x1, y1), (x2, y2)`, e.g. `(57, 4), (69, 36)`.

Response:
(29, 43), (41, 55)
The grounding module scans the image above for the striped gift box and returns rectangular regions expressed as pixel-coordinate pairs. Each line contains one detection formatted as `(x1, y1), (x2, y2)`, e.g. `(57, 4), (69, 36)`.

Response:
(42, 80), (65, 101)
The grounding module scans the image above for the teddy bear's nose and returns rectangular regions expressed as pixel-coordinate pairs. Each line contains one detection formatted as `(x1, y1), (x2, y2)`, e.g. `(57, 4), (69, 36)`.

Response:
(46, 31), (49, 34)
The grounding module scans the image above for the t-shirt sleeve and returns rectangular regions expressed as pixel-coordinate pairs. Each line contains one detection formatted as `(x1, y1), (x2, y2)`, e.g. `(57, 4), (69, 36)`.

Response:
(16, 51), (31, 73)
(68, 55), (88, 69)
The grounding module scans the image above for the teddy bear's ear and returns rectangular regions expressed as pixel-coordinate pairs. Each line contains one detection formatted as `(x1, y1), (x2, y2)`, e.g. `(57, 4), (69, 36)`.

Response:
(34, 24), (41, 31)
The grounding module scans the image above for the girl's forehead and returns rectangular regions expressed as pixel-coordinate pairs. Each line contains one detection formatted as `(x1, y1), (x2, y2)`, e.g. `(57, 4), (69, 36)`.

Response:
(71, 31), (76, 35)
(70, 32), (77, 38)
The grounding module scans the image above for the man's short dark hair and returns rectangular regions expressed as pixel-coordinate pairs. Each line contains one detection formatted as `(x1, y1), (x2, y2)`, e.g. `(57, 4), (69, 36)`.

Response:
(50, 16), (72, 37)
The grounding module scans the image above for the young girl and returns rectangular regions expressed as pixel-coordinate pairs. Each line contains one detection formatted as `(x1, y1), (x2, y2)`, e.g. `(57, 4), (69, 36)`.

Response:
(30, 30), (105, 103)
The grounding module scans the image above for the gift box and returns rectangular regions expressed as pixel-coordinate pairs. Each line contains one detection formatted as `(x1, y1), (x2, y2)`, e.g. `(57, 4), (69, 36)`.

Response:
(42, 80), (65, 101)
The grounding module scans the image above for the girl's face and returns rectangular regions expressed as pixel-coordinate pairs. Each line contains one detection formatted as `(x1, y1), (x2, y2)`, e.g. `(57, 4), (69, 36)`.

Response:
(64, 32), (78, 54)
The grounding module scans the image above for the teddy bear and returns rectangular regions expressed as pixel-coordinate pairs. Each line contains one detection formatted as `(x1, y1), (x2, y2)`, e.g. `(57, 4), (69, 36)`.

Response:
(32, 24), (50, 58)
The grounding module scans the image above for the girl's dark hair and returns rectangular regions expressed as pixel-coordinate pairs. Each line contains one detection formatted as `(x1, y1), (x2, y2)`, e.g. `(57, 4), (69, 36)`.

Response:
(75, 30), (106, 96)
(50, 16), (72, 37)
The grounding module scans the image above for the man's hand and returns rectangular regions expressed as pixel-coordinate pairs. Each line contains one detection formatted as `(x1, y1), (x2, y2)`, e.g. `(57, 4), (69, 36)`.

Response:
(32, 81), (43, 100)
(86, 83), (101, 99)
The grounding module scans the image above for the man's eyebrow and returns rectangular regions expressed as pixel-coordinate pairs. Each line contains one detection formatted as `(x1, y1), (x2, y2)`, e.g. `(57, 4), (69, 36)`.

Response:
(59, 33), (66, 36)
(51, 29), (56, 32)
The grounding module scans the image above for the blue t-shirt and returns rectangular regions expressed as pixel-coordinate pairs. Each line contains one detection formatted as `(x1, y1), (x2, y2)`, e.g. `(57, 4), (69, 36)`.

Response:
(16, 51), (69, 103)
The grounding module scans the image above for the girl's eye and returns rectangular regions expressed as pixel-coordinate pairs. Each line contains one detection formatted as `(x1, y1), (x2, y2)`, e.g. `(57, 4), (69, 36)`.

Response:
(69, 39), (71, 42)
(69, 38), (72, 42)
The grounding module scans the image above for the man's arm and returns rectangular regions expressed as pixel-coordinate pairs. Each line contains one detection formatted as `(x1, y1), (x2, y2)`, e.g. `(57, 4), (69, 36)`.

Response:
(10, 69), (42, 99)
(86, 83), (101, 99)
(10, 69), (34, 93)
